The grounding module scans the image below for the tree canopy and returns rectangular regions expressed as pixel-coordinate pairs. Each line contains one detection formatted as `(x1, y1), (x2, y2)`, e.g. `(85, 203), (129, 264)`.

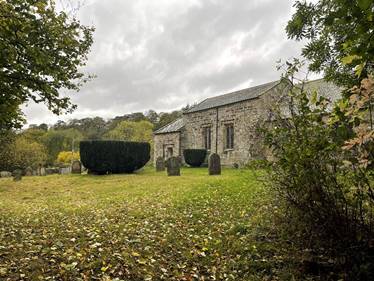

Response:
(0, 0), (94, 130)
(286, 0), (374, 88)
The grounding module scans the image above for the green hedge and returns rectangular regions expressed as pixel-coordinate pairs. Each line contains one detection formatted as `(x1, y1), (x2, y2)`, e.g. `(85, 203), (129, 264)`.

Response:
(183, 149), (207, 167)
(80, 140), (150, 174)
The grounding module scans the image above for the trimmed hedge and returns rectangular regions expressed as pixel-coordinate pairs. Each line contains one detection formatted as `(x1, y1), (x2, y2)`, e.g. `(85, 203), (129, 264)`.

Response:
(183, 149), (207, 167)
(80, 140), (150, 174)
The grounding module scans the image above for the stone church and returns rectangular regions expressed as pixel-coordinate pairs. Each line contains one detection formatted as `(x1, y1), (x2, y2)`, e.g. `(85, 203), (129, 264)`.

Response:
(153, 79), (341, 166)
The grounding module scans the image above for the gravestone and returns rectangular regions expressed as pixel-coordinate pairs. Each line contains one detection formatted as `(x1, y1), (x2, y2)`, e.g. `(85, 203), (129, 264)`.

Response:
(40, 167), (46, 176)
(208, 153), (221, 175)
(71, 160), (82, 174)
(0, 171), (12, 178)
(59, 167), (71, 175)
(166, 156), (180, 176)
(155, 157), (165, 172)
(25, 167), (33, 176)
(12, 169), (22, 181)
(36, 164), (42, 176)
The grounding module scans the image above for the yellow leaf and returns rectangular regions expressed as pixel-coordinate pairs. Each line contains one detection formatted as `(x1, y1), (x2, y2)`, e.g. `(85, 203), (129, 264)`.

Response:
(341, 55), (361, 65)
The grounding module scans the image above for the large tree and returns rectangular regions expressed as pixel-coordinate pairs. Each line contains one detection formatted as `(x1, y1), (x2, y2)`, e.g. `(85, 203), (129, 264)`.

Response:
(286, 0), (374, 88)
(0, 0), (94, 130)
(105, 120), (154, 143)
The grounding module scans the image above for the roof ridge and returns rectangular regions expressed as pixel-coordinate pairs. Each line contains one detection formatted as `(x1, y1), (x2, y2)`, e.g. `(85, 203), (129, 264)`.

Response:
(204, 80), (279, 101)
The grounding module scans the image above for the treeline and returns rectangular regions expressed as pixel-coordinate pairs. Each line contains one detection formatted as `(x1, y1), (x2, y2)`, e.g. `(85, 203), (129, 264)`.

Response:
(0, 108), (187, 171)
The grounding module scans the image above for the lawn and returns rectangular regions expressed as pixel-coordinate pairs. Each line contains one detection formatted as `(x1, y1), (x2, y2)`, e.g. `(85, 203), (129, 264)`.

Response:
(0, 168), (288, 281)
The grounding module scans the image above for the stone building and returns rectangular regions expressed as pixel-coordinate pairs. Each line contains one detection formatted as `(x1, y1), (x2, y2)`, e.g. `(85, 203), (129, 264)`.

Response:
(153, 79), (341, 166)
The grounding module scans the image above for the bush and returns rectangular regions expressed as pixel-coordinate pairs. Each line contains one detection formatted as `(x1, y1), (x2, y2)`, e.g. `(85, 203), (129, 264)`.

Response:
(261, 69), (374, 278)
(80, 140), (150, 174)
(183, 149), (207, 167)
(57, 151), (80, 164)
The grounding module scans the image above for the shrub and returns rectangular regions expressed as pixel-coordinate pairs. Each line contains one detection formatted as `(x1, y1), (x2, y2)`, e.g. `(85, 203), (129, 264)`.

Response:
(183, 149), (207, 167)
(261, 65), (374, 278)
(57, 151), (80, 164)
(80, 140), (150, 174)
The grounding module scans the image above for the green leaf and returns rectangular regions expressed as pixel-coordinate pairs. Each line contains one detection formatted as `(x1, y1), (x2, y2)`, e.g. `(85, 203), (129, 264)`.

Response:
(357, 0), (372, 10)
(310, 90), (318, 105)
(355, 62), (366, 77)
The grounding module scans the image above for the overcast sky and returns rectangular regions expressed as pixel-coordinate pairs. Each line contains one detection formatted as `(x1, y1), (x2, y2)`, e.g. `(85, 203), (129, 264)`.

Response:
(23, 0), (312, 126)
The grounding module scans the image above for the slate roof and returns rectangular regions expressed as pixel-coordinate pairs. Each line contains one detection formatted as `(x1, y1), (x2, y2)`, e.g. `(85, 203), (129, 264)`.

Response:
(153, 118), (185, 135)
(154, 79), (342, 135)
(185, 80), (280, 113)
(301, 78), (342, 103)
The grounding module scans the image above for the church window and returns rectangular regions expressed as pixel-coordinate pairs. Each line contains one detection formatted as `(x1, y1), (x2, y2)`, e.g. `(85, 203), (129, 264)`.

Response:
(202, 126), (212, 150)
(225, 124), (234, 149)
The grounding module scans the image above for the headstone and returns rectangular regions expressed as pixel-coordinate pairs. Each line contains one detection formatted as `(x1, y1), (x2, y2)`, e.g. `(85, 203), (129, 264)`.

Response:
(36, 164), (42, 176)
(12, 169), (22, 181)
(40, 167), (46, 176)
(71, 160), (82, 174)
(59, 167), (71, 175)
(24, 167), (33, 176)
(155, 157), (165, 172)
(208, 153), (221, 175)
(0, 171), (12, 178)
(166, 156), (181, 176)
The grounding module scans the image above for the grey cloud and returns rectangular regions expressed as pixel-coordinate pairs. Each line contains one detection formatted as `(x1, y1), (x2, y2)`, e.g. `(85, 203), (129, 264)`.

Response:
(25, 0), (304, 125)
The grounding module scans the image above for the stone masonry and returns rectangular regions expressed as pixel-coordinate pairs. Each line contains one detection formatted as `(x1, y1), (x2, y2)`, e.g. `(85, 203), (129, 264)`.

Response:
(153, 79), (341, 167)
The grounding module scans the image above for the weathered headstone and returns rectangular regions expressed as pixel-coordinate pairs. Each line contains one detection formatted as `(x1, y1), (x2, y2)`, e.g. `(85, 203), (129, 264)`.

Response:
(59, 167), (71, 175)
(12, 169), (22, 181)
(24, 167), (33, 176)
(40, 167), (46, 176)
(208, 153), (221, 175)
(0, 171), (12, 178)
(155, 157), (165, 172)
(71, 160), (82, 174)
(166, 156), (181, 176)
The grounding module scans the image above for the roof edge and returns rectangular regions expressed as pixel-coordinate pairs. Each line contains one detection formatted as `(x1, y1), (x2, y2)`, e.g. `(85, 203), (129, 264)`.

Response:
(153, 118), (185, 135)
(184, 80), (283, 114)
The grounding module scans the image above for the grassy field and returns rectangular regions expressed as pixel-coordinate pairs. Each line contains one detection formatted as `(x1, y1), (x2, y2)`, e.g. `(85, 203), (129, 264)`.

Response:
(0, 168), (290, 281)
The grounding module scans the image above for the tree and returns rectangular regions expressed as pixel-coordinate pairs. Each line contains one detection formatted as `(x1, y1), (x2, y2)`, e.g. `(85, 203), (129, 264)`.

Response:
(0, 130), (16, 171)
(286, 0), (374, 88)
(56, 117), (108, 139)
(10, 136), (47, 169)
(155, 110), (182, 130)
(21, 128), (48, 143)
(42, 128), (83, 164)
(105, 120), (153, 143)
(0, 0), (94, 130)
(0, 132), (47, 171)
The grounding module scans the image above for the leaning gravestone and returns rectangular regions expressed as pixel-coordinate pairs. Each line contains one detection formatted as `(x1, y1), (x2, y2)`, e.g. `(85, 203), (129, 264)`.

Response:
(208, 153), (221, 175)
(24, 167), (33, 176)
(166, 156), (180, 176)
(71, 160), (82, 174)
(155, 157), (165, 172)
(12, 169), (22, 181)
(0, 171), (12, 178)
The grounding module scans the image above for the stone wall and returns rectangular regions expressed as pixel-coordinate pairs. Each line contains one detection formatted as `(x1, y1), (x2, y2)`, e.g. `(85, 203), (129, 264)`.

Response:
(183, 83), (287, 166)
(153, 132), (186, 165)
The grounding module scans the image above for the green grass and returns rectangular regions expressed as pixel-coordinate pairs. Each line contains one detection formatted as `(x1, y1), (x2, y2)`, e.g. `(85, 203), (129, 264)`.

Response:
(0, 167), (289, 280)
